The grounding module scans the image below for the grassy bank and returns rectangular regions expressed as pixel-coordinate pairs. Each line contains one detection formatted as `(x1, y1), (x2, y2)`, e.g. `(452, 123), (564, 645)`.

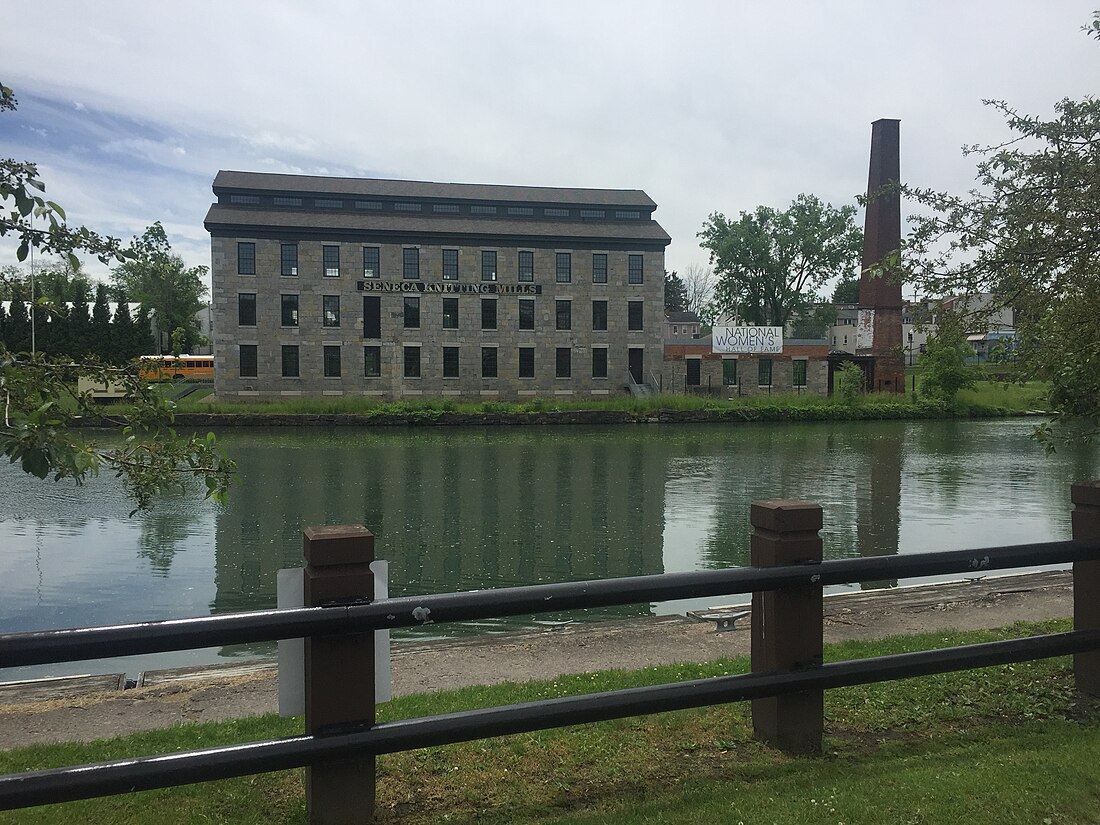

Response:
(3, 620), (1097, 824)
(158, 385), (1045, 425)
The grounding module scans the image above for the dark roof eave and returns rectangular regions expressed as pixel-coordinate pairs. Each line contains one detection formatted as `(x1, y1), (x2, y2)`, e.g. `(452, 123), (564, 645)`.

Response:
(204, 207), (671, 247)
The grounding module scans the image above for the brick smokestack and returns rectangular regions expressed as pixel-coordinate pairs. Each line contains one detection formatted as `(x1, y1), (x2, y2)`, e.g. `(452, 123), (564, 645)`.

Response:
(858, 118), (904, 393)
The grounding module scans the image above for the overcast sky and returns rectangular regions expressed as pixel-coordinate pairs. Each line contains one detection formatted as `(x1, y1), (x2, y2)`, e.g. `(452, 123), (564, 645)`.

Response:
(3, 1), (1096, 294)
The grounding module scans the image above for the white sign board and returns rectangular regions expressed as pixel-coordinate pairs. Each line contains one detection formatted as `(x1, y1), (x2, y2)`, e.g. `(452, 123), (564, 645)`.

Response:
(856, 309), (875, 350)
(711, 326), (784, 354)
(277, 561), (392, 717)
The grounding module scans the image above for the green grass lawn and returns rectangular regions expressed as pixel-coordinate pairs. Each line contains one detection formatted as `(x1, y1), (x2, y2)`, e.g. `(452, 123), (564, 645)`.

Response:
(2, 620), (1097, 824)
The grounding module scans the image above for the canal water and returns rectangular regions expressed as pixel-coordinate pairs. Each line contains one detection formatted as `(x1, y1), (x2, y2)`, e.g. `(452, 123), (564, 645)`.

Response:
(1, 419), (1096, 681)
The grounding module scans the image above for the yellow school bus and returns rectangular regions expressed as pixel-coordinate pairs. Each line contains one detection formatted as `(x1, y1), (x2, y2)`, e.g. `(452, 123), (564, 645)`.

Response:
(137, 355), (215, 382)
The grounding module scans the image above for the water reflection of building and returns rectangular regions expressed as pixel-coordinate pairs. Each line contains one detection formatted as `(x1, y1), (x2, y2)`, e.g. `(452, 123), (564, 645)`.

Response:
(212, 429), (668, 628)
(694, 423), (905, 581)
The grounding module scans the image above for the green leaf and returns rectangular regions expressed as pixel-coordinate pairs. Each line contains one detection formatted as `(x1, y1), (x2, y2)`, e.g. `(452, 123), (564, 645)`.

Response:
(16, 239), (29, 261)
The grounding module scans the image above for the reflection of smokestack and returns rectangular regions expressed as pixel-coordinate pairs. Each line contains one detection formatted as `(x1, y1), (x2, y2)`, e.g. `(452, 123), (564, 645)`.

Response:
(856, 430), (902, 591)
(858, 119), (905, 393)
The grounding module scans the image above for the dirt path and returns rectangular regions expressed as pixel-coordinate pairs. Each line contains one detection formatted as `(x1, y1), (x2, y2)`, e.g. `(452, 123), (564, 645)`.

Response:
(0, 571), (1074, 750)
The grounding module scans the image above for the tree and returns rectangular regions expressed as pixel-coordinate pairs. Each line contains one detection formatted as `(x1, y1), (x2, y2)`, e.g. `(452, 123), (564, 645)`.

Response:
(4, 295), (29, 352)
(897, 18), (1099, 438)
(664, 270), (688, 312)
(110, 223), (208, 354)
(682, 262), (716, 321)
(832, 276), (861, 304)
(90, 282), (112, 359)
(110, 299), (137, 364)
(66, 278), (91, 358)
(1, 81), (234, 510)
(698, 193), (863, 328)
(919, 321), (977, 404)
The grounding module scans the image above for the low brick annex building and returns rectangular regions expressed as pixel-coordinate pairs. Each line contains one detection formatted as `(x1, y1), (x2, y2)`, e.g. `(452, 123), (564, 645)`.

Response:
(205, 172), (670, 400)
(662, 339), (830, 396)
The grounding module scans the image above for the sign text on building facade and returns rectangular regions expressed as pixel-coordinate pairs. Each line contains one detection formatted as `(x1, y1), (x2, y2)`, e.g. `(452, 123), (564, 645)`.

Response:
(711, 326), (784, 354)
(358, 281), (542, 295)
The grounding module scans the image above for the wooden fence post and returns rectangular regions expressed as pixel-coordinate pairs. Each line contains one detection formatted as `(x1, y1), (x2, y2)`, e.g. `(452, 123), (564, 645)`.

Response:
(750, 500), (824, 755)
(303, 525), (376, 824)
(1072, 481), (1100, 695)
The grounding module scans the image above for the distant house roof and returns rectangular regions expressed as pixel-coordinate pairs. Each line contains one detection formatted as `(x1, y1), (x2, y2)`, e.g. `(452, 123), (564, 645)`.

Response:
(665, 311), (700, 323)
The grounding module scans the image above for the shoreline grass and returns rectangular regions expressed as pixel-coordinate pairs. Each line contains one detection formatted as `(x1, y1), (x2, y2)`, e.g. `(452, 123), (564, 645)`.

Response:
(2, 619), (1096, 824)
(160, 386), (1045, 420)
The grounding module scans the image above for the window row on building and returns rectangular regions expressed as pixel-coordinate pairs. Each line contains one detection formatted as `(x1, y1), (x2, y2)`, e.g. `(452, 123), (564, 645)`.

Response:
(237, 243), (645, 285)
(682, 357), (808, 388)
(237, 343), (622, 381)
(240, 293), (648, 332)
(227, 194), (645, 221)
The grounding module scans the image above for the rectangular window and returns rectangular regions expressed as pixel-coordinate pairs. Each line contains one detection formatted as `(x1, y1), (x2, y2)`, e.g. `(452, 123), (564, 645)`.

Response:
(239, 344), (257, 377)
(403, 346), (421, 378)
(281, 345), (299, 378)
(323, 245), (340, 277)
(592, 348), (608, 379)
(481, 298), (497, 330)
(323, 295), (340, 327)
(555, 347), (571, 378)
(481, 346), (498, 378)
(723, 359), (738, 386)
(518, 298), (535, 330)
(481, 250), (497, 281)
(544, 207), (569, 217)
(507, 206), (534, 216)
(555, 299), (571, 330)
(793, 360), (807, 387)
(237, 242), (256, 275)
(518, 251), (534, 282)
(758, 358), (773, 386)
(362, 247), (380, 279)
(628, 301), (643, 331)
(518, 347), (535, 379)
(442, 297), (459, 329)
(442, 346), (459, 378)
(592, 300), (607, 331)
(433, 203), (460, 214)
(363, 345), (381, 377)
(394, 202), (421, 212)
(470, 205), (497, 215)
(555, 252), (571, 283)
(281, 243), (298, 276)
(273, 196), (302, 207)
(592, 253), (608, 284)
(628, 254), (643, 284)
(615, 210), (641, 219)
(356, 200), (383, 210)
(316, 198), (343, 209)
(686, 359), (701, 386)
(404, 295), (420, 329)
(442, 249), (458, 280)
(281, 294), (299, 327)
(323, 345), (341, 378)
(238, 293), (256, 326)
(403, 247), (420, 279)
(230, 194), (259, 205)
(363, 296), (381, 339)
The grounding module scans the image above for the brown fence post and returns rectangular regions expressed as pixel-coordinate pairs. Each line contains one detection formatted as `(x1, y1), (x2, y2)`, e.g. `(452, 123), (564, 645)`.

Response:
(750, 500), (824, 755)
(303, 525), (377, 824)
(1072, 481), (1100, 696)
